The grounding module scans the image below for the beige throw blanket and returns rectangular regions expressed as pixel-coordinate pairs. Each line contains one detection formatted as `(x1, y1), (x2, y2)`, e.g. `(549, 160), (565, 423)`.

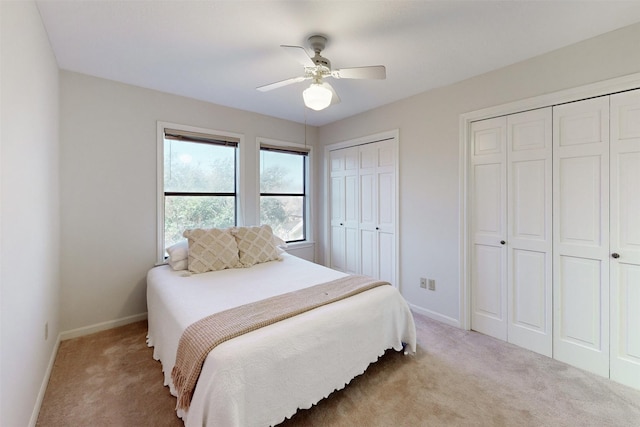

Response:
(171, 275), (389, 411)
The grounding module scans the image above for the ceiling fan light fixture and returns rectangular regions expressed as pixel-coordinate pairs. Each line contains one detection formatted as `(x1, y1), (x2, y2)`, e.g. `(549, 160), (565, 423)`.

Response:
(303, 82), (332, 111)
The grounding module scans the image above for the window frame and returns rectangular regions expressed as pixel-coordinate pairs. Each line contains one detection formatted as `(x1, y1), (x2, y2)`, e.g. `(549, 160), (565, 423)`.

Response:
(157, 122), (243, 263)
(257, 137), (312, 245)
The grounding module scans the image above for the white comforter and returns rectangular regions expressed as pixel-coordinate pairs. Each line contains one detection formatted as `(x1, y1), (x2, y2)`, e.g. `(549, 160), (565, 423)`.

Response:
(147, 253), (416, 427)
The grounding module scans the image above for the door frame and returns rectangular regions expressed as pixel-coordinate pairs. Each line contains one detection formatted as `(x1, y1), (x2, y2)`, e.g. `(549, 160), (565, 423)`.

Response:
(459, 72), (640, 330)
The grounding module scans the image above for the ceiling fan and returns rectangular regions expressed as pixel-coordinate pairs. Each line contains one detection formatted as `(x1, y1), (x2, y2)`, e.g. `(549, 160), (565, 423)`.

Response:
(257, 35), (386, 111)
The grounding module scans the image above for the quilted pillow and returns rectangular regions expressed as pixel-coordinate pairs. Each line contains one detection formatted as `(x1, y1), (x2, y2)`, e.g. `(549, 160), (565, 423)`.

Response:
(232, 225), (282, 267)
(183, 228), (241, 274)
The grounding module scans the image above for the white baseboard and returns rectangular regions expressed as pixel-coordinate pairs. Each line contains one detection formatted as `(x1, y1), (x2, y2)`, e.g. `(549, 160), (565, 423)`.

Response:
(60, 312), (148, 341)
(409, 304), (461, 329)
(28, 336), (61, 427)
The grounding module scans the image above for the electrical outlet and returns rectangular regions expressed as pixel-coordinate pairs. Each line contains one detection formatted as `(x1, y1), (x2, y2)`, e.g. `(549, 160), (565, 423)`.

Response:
(428, 279), (436, 291)
(45, 322), (48, 341)
(420, 277), (427, 289)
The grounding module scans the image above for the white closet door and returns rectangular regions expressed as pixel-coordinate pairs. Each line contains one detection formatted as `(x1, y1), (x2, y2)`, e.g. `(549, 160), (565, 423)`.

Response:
(506, 108), (553, 357)
(470, 117), (508, 341)
(359, 143), (378, 278)
(358, 140), (396, 282)
(376, 140), (396, 284)
(330, 147), (359, 274)
(610, 90), (640, 389)
(553, 97), (610, 377)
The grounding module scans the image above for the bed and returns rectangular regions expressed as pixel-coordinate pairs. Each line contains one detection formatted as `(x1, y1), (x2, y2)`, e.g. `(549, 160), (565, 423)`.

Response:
(147, 228), (416, 427)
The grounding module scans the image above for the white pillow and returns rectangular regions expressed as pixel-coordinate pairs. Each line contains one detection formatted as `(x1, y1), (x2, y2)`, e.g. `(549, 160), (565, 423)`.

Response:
(183, 228), (241, 274)
(272, 234), (287, 248)
(166, 240), (188, 271)
(169, 258), (188, 271)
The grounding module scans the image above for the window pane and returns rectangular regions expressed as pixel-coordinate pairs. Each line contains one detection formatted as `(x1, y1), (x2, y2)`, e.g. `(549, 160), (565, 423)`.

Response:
(260, 196), (303, 241)
(260, 150), (304, 194)
(164, 195), (235, 248)
(164, 139), (235, 193)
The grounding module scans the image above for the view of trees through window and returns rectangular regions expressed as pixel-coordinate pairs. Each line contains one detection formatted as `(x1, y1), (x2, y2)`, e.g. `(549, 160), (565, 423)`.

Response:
(260, 148), (306, 242)
(163, 138), (236, 249)
(163, 136), (307, 251)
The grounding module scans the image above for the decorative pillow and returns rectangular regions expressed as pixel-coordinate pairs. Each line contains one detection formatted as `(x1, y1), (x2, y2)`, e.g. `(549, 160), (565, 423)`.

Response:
(166, 240), (189, 271)
(182, 228), (241, 274)
(232, 225), (281, 267)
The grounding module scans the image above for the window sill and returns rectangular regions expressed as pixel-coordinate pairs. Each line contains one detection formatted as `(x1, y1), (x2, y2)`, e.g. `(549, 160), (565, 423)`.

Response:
(285, 241), (314, 250)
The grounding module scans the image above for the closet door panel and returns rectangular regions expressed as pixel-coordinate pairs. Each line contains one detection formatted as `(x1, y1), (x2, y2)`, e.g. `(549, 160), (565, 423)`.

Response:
(329, 147), (359, 273)
(511, 160), (546, 240)
(377, 140), (396, 283)
(360, 173), (375, 225)
(344, 227), (358, 275)
(378, 171), (394, 232)
(473, 163), (504, 239)
(330, 225), (345, 271)
(378, 231), (395, 284)
(557, 156), (604, 247)
(359, 144), (377, 277)
(330, 176), (344, 223)
(378, 142), (395, 167)
(511, 249), (546, 329)
(507, 108), (552, 356)
(472, 244), (506, 339)
(619, 272), (640, 356)
(360, 229), (376, 278)
(359, 144), (377, 238)
(470, 117), (507, 340)
(553, 97), (610, 377)
(610, 90), (640, 389)
(344, 175), (358, 223)
(616, 152), (640, 252)
(557, 256), (604, 347)
(343, 173), (359, 274)
(329, 171), (346, 272)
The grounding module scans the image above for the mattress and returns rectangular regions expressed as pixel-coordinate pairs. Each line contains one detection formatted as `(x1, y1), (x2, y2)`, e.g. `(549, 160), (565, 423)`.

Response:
(147, 253), (416, 426)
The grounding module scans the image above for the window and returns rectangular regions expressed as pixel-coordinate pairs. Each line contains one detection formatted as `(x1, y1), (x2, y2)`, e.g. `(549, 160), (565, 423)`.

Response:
(259, 142), (309, 243)
(159, 125), (240, 256)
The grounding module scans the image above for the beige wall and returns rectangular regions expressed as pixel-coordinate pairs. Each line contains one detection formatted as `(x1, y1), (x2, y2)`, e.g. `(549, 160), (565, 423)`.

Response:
(318, 22), (640, 325)
(59, 72), (318, 333)
(1, 2), (61, 426)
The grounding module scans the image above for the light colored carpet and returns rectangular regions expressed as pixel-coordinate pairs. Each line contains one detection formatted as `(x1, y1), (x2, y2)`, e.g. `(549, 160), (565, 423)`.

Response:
(37, 313), (640, 426)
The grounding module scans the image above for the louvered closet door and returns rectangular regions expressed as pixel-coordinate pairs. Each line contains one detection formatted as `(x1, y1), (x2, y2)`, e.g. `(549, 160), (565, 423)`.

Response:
(330, 147), (359, 274)
(506, 108), (553, 357)
(553, 96), (610, 377)
(610, 89), (640, 389)
(470, 117), (508, 341)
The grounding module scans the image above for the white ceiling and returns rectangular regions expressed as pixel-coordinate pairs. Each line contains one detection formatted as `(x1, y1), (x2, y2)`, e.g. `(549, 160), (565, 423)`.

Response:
(36, 1), (640, 126)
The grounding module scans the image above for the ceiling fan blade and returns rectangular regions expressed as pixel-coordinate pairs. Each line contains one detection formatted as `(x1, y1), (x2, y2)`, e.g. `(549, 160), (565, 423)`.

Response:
(322, 82), (341, 106)
(280, 45), (315, 68)
(332, 65), (386, 80)
(256, 76), (309, 92)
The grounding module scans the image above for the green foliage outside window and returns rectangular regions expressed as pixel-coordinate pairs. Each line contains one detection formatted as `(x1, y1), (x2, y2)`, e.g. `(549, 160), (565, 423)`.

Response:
(163, 139), (305, 250)
(259, 149), (305, 242)
(164, 140), (236, 249)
